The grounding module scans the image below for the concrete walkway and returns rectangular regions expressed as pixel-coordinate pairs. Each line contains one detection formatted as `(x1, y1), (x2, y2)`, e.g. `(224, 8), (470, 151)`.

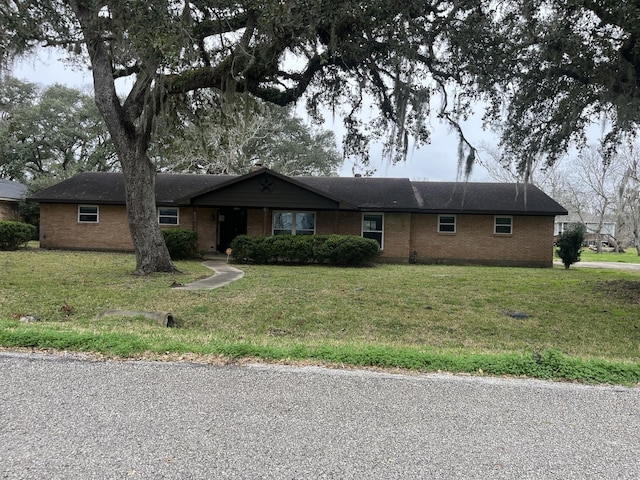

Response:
(173, 259), (244, 291)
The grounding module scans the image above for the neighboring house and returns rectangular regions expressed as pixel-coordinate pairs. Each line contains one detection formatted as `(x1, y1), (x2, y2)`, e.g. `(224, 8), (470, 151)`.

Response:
(29, 168), (567, 267)
(554, 214), (617, 246)
(0, 178), (26, 221)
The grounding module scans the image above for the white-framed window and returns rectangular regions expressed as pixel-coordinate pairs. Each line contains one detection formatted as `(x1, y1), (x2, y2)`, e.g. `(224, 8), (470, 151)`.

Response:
(494, 216), (513, 235)
(438, 215), (456, 233)
(273, 211), (316, 235)
(159, 207), (179, 225)
(362, 213), (384, 249)
(78, 205), (99, 223)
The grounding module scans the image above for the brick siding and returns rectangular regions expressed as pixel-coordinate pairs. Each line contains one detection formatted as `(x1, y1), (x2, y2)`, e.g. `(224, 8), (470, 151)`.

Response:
(409, 214), (554, 267)
(381, 213), (412, 260)
(39, 203), (556, 266)
(193, 207), (218, 254)
(0, 201), (19, 221)
(40, 203), (133, 250)
(247, 208), (271, 236)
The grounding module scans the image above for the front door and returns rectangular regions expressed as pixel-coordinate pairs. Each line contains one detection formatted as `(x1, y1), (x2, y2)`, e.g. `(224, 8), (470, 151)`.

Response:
(218, 207), (247, 252)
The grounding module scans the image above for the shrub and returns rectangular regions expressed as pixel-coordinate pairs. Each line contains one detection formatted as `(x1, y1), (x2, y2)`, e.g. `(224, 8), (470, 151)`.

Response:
(269, 234), (315, 263)
(161, 228), (199, 260)
(229, 235), (269, 263)
(556, 223), (586, 269)
(19, 201), (40, 237)
(0, 221), (37, 250)
(229, 234), (380, 266)
(314, 234), (380, 266)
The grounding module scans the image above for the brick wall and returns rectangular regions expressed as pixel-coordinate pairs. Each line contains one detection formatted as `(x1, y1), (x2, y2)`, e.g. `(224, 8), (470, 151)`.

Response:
(0, 201), (19, 221)
(193, 207), (218, 254)
(40, 204), (224, 253)
(332, 211), (361, 236)
(410, 214), (555, 267)
(39, 203), (556, 266)
(247, 208), (271, 236)
(247, 209), (364, 237)
(244, 209), (411, 260)
(381, 213), (411, 260)
(40, 203), (134, 250)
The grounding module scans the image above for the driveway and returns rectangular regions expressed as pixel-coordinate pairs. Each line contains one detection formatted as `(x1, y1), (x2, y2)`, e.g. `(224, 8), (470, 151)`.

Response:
(1, 351), (639, 479)
(555, 261), (640, 271)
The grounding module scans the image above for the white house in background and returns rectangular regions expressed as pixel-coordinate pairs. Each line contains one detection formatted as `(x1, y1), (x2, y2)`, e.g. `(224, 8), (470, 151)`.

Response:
(554, 213), (616, 245)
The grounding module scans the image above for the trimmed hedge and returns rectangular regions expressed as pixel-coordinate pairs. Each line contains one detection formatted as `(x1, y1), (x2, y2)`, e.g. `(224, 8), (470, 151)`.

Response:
(0, 221), (37, 250)
(161, 228), (199, 260)
(229, 234), (380, 266)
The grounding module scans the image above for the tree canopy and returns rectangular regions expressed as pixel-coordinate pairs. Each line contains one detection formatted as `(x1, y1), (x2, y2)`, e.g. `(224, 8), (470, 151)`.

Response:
(0, 76), (116, 184)
(468, 1), (640, 170)
(1, 1), (491, 163)
(0, 75), (341, 181)
(152, 96), (342, 176)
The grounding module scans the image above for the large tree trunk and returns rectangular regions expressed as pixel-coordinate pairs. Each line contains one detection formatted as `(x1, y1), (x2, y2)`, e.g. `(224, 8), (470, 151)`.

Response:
(93, 86), (177, 275)
(120, 148), (176, 275)
(71, 0), (177, 275)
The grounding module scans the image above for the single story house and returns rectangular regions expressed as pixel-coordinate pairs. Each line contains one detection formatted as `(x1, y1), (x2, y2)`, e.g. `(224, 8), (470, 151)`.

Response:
(29, 167), (567, 267)
(0, 178), (26, 221)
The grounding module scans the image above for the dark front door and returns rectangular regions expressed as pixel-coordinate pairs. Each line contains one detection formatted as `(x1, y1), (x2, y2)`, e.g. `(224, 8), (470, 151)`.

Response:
(218, 207), (247, 252)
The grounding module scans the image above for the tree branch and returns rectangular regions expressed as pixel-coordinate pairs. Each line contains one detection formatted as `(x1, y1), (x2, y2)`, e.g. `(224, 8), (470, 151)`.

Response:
(113, 64), (140, 79)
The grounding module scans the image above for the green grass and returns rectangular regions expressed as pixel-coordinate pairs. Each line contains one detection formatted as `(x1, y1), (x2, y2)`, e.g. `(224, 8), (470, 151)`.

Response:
(579, 247), (640, 263)
(1, 249), (639, 385)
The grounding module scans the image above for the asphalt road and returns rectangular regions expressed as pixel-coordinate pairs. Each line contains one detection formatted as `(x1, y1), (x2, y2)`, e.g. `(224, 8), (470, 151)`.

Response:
(1, 351), (639, 480)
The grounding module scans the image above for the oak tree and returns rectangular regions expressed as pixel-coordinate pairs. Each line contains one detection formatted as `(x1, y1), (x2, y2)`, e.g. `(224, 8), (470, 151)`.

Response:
(153, 96), (342, 176)
(0, 77), (116, 183)
(469, 2), (640, 171)
(1, 0), (497, 274)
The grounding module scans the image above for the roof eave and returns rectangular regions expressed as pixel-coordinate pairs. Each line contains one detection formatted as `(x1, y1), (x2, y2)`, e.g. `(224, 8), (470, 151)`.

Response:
(419, 208), (568, 216)
(28, 198), (126, 205)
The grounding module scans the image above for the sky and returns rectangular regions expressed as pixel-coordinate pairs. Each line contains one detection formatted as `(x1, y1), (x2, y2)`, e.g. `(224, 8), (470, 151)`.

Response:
(12, 51), (495, 181)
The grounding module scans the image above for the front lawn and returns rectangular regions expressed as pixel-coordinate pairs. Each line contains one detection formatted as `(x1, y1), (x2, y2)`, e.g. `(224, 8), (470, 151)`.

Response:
(1, 249), (639, 385)
(579, 247), (640, 263)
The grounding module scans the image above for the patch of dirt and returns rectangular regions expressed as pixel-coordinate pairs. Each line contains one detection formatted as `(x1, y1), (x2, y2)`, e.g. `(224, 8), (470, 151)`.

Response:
(595, 280), (640, 304)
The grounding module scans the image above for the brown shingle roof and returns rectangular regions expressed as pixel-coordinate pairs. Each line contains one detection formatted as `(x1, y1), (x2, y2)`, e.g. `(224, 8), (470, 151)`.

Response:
(29, 170), (567, 215)
(29, 172), (232, 205)
(296, 177), (420, 210)
(411, 182), (567, 215)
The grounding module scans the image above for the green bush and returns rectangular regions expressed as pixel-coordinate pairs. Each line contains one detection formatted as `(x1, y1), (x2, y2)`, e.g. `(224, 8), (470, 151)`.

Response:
(229, 235), (269, 263)
(314, 234), (380, 266)
(19, 201), (40, 237)
(0, 221), (37, 250)
(161, 228), (199, 260)
(555, 223), (586, 269)
(229, 234), (380, 266)
(269, 234), (315, 263)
